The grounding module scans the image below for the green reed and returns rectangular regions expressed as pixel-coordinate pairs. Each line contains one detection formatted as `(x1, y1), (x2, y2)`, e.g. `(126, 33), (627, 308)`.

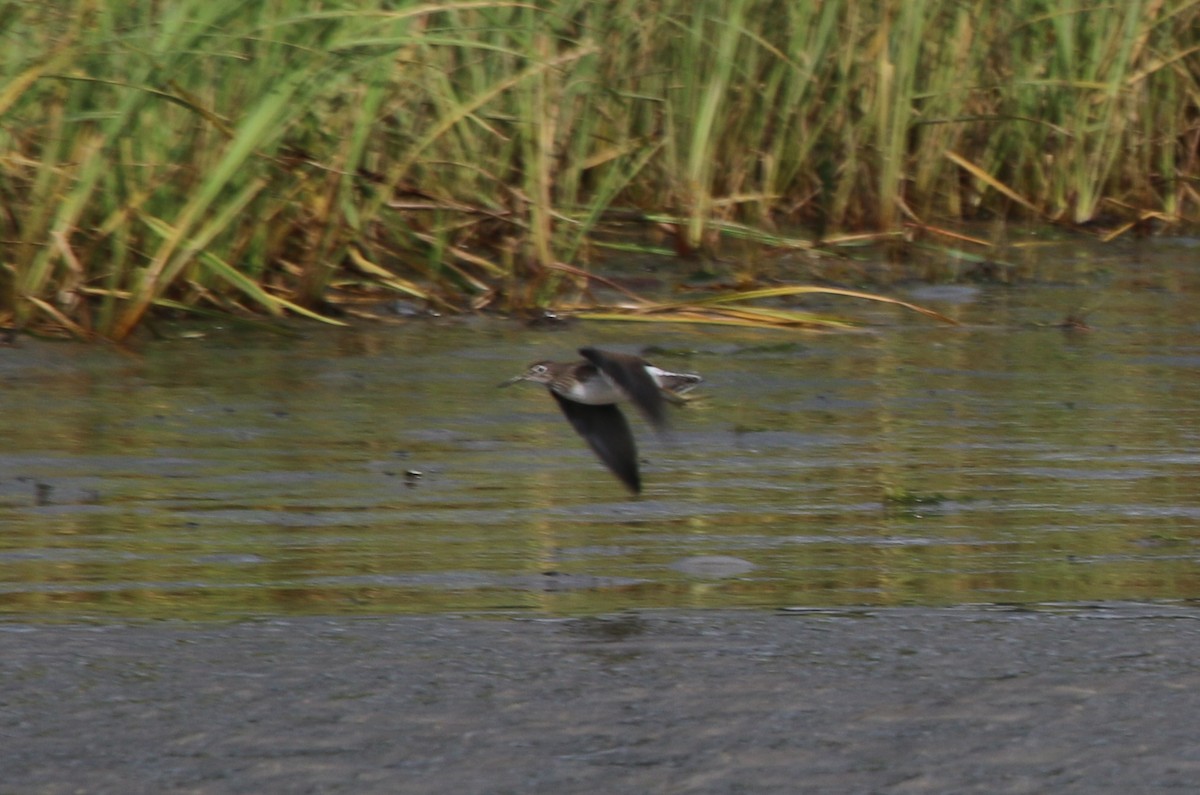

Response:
(1, 0), (1197, 339)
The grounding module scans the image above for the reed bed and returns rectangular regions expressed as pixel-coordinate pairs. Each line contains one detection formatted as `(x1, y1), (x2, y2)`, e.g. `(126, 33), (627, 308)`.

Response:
(2, 0), (1198, 339)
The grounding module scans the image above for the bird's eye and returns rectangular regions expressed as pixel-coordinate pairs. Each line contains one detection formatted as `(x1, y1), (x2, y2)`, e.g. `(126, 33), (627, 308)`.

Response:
(533, 365), (547, 374)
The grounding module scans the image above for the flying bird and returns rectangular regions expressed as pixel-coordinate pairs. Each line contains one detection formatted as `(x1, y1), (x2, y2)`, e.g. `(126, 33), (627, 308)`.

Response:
(500, 347), (702, 493)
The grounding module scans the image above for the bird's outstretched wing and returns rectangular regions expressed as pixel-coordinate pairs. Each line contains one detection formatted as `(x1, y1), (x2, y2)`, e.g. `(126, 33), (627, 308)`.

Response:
(578, 347), (668, 430)
(550, 391), (641, 494)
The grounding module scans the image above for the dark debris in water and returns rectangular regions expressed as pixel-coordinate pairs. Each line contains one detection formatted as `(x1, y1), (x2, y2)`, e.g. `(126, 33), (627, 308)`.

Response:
(882, 486), (949, 507)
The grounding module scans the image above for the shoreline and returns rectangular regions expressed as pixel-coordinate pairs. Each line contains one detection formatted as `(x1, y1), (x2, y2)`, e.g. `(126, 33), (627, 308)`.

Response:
(5, 604), (1200, 793)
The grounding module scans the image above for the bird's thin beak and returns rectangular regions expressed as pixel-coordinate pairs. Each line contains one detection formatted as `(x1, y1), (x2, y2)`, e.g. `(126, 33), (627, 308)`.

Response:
(498, 375), (523, 388)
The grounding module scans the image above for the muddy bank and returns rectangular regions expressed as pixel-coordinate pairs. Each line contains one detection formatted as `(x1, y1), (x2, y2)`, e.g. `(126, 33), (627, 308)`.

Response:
(5, 604), (1200, 794)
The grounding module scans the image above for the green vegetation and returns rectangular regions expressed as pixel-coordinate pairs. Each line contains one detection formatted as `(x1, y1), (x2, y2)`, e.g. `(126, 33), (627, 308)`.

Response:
(2, 1), (1196, 339)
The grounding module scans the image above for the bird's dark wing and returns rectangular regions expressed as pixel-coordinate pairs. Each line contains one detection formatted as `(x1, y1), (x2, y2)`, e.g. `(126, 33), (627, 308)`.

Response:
(578, 347), (668, 429)
(551, 391), (641, 494)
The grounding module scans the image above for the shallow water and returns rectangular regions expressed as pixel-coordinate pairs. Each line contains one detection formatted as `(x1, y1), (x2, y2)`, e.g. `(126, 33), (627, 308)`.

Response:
(2, 238), (1199, 620)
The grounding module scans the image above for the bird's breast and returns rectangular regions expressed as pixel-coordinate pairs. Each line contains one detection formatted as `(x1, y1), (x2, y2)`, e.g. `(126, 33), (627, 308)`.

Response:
(553, 378), (622, 405)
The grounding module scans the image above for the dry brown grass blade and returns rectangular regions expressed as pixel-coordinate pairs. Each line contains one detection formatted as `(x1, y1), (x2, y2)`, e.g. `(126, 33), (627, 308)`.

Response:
(904, 223), (995, 248)
(574, 309), (853, 330)
(25, 296), (92, 340)
(543, 261), (649, 303)
(653, 285), (959, 325)
(945, 151), (1042, 216)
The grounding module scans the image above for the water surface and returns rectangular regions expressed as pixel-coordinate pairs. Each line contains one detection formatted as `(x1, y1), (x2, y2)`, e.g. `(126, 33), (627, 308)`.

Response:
(2, 238), (1199, 619)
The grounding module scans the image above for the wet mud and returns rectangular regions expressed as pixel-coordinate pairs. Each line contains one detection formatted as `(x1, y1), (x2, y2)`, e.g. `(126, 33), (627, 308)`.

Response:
(5, 604), (1200, 794)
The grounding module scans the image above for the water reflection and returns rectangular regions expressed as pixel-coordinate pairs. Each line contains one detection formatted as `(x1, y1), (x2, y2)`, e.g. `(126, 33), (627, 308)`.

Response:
(2, 240), (1199, 619)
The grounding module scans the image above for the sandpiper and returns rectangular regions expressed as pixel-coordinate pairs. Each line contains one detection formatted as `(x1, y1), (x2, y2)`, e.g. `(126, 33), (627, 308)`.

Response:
(500, 346), (702, 493)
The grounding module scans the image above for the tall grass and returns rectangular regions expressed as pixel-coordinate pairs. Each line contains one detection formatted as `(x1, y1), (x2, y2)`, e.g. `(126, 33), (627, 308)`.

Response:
(2, 1), (1198, 339)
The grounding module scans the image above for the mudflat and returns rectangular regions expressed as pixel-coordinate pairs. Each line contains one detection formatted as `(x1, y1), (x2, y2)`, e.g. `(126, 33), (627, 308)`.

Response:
(5, 605), (1199, 794)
